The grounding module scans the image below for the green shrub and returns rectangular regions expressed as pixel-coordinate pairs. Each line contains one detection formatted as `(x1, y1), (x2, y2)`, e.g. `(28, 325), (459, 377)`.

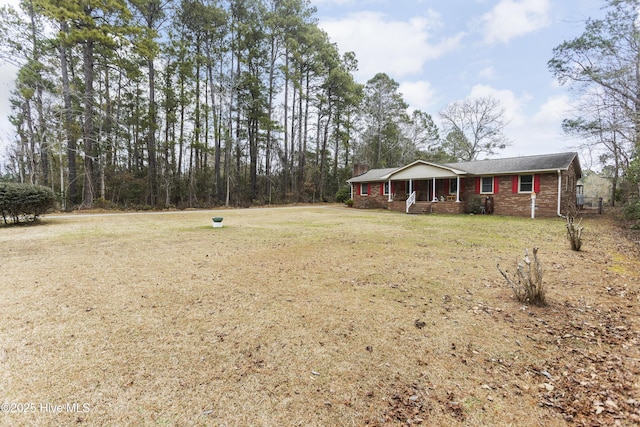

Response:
(345, 199), (354, 207)
(466, 196), (483, 214)
(335, 186), (351, 203)
(0, 183), (56, 224)
(622, 197), (640, 221)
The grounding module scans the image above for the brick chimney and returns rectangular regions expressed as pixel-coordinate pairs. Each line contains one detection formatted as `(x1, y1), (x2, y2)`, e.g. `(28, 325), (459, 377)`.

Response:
(353, 163), (368, 177)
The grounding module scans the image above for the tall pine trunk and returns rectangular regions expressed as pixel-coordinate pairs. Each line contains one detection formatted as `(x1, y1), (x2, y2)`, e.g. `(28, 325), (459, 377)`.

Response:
(282, 52), (289, 199)
(147, 53), (157, 206)
(82, 38), (95, 208)
(58, 22), (77, 206)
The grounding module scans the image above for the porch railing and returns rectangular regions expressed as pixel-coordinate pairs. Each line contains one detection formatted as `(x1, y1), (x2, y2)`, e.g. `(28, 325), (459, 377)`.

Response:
(406, 191), (416, 213)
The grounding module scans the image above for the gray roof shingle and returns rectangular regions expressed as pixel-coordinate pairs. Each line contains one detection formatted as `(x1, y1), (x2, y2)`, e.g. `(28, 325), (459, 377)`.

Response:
(445, 152), (580, 176)
(347, 167), (398, 183)
(347, 152), (581, 183)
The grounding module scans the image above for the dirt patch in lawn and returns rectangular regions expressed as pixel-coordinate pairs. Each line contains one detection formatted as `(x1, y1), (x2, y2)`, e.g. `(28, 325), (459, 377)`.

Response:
(0, 206), (638, 426)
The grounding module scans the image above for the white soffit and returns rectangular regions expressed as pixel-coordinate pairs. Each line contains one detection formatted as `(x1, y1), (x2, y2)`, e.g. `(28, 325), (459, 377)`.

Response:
(390, 163), (461, 180)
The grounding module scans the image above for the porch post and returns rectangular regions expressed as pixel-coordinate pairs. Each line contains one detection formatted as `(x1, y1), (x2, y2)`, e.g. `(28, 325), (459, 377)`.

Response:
(432, 178), (437, 202)
(456, 176), (461, 202)
(409, 179), (413, 194)
(388, 179), (392, 202)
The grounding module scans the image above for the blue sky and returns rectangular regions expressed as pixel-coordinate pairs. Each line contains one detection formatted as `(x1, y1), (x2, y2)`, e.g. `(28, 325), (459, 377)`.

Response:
(313, 0), (606, 161)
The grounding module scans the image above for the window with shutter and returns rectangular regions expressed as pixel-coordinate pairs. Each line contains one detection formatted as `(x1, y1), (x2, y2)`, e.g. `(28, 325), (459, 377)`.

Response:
(519, 175), (533, 192)
(480, 177), (494, 194)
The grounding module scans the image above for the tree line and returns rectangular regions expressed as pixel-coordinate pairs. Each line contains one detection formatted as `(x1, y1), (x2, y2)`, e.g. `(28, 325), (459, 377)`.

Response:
(549, 0), (640, 204)
(0, 0), (516, 209)
(0, 0), (639, 210)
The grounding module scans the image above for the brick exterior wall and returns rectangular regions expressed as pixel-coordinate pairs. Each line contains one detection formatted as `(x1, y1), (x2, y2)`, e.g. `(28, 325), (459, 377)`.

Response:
(560, 162), (579, 215)
(352, 182), (389, 209)
(351, 167), (578, 218)
(460, 173), (567, 218)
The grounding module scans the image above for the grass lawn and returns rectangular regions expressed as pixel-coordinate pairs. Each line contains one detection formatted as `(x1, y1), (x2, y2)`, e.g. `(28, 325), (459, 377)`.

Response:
(0, 205), (638, 426)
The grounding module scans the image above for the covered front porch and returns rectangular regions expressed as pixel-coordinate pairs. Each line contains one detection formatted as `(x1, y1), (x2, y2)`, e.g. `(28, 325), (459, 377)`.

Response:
(381, 161), (467, 214)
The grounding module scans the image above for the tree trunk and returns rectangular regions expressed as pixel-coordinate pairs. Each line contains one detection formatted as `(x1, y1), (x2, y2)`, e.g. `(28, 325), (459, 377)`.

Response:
(283, 52), (289, 199)
(147, 53), (157, 206)
(249, 115), (258, 201)
(265, 34), (277, 203)
(209, 61), (222, 204)
(297, 68), (304, 198)
(320, 104), (333, 201)
(58, 22), (77, 206)
(82, 38), (95, 208)
(27, 0), (48, 186)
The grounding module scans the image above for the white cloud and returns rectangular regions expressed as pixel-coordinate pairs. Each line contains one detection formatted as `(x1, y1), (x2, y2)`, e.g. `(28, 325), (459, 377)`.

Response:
(446, 84), (572, 157)
(506, 94), (572, 156)
(468, 84), (526, 123)
(478, 66), (495, 80)
(399, 80), (440, 113)
(502, 94), (573, 156)
(319, 11), (464, 81)
(480, 0), (551, 44)
(531, 94), (571, 125)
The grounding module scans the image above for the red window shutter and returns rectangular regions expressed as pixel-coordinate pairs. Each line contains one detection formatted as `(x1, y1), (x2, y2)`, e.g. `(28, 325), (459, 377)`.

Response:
(475, 177), (481, 194)
(380, 182), (383, 195)
(494, 176), (499, 194)
(367, 183), (371, 194)
(512, 175), (519, 193)
(391, 182), (396, 194)
(534, 174), (541, 193)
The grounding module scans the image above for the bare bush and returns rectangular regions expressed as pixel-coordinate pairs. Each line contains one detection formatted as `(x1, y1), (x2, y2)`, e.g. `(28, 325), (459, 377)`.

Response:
(566, 215), (584, 251)
(497, 248), (546, 306)
(563, 202), (584, 251)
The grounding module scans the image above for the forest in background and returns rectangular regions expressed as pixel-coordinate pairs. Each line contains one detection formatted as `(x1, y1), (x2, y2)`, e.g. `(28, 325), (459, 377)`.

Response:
(0, 0), (639, 210)
(0, 0), (452, 209)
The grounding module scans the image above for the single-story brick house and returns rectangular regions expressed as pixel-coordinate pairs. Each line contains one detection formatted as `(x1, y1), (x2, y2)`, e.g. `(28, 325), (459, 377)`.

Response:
(346, 152), (582, 218)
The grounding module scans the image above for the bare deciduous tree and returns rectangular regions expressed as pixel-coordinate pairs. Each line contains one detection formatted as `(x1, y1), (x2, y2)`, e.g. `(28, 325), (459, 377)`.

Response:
(549, 0), (640, 199)
(562, 87), (633, 206)
(439, 95), (510, 161)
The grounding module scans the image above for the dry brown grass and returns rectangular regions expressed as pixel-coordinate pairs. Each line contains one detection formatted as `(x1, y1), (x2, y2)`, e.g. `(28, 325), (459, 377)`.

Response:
(0, 206), (638, 426)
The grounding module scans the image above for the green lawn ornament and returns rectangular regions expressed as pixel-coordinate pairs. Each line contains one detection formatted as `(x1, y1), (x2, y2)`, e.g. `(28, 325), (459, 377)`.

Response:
(212, 217), (224, 228)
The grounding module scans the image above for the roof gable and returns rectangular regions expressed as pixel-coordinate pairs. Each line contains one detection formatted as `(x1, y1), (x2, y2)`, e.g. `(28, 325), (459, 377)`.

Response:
(390, 160), (466, 180)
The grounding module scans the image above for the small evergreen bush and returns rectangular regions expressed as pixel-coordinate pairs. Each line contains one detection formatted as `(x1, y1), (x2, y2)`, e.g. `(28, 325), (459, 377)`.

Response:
(466, 196), (483, 214)
(623, 197), (640, 221)
(335, 186), (351, 204)
(0, 183), (56, 224)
